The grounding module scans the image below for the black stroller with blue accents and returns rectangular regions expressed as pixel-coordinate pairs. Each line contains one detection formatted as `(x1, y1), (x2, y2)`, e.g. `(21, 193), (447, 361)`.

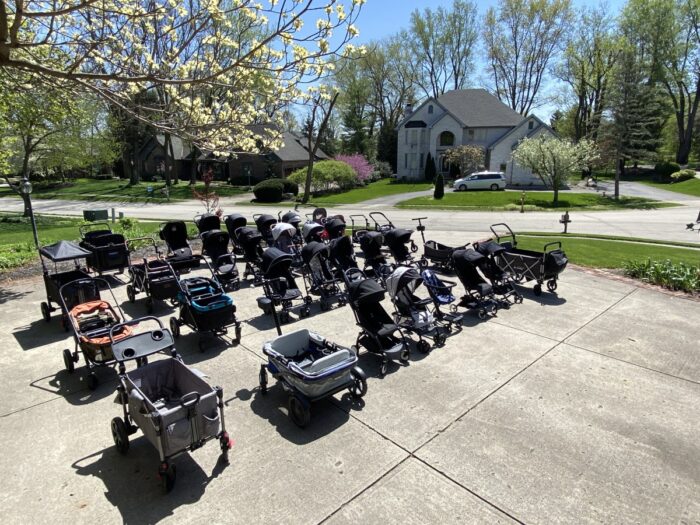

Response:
(420, 269), (464, 332)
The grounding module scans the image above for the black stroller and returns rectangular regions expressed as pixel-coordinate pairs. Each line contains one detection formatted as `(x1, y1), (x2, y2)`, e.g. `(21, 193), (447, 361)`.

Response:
(79, 223), (129, 275)
(349, 214), (370, 245)
(224, 213), (248, 255)
(412, 217), (463, 271)
(384, 228), (417, 266)
(420, 269), (464, 333)
(254, 214), (277, 246)
(302, 221), (325, 244)
(194, 213), (221, 236)
(159, 221), (201, 273)
(236, 226), (265, 283)
(169, 257), (241, 350)
(344, 268), (409, 377)
(324, 217), (347, 240)
(359, 231), (392, 281)
(474, 239), (523, 306)
(301, 241), (346, 311)
(329, 235), (358, 273)
(386, 266), (447, 353)
(370, 211), (395, 235)
(257, 248), (311, 323)
(126, 237), (179, 313)
(280, 210), (304, 245)
(452, 248), (500, 319)
(202, 230), (240, 291)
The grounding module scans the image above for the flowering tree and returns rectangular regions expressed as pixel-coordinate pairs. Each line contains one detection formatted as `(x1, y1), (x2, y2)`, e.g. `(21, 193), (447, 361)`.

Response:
(335, 153), (372, 183)
(192, 169), (222, 215)
(0, 1), (366, 153)
(512, 136), (599, 205)
(444, 145), (485, 176)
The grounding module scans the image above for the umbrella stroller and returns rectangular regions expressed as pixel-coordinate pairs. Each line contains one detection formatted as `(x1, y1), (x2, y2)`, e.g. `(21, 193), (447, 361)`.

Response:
(324, 217), (346, 240)
(254, 214), (277, 246)
(328, 235), (358, 273)
(79, 223), (129, 275)
(386, 266), (447, 353)
(257, 248), (311, 323)
(301, 242), (346, 311)
(258, 329), (367, 427)
(224, 213), (247, 255)
(280, 210), (304, 245)
(126, 237), (179, 313)
(60, 277), (129, 390)
(384, 228), (416, 265)
(452, 248), (500, 319)
(110, 317), (232, 492)
(169, 257), (241, 350)
(302, 221), (324, 244)
(201, 230), (240, 291)
(344, 268), (409, 377)
(236, 226), (265, 283)
(159, 221), (201, 273)
(194, 213), (221, 236)
(474, 239), (523, 306)
(359, 231), (392, 282)
(420, 269), (464, 332)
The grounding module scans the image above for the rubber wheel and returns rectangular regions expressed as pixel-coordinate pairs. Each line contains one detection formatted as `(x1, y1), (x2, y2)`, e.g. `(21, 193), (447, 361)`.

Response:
(534, 284), (542, 296)
(547, 280), (558, 292)
(379, 359), (389, 378)
(288, 396), (311, 428)
(86, 373), (98, 391)
(63, 349), (74, 373)
(445, 323), (452, 334)
(41, 302), (51, 323)
(490, 184), (499, 191)
(410, 241), (418, 253)
(435, 332), (446, 346)
(349, 368), (367, 399)
(418, 340), (431, 353)
(160, 465), (176, 493)
(126, 285), (135, 303)
(169, 317), (180, 338)
(400, 347), (410, 362)
(259, 365), (268, 395)
(478, 309), (487, 320)
(111, 417), (130, 454)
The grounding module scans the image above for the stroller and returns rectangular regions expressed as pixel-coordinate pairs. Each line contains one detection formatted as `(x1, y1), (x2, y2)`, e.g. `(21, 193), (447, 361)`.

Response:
(349, 214), (370, 245)
(452, 248), (500, 319)
(370, 211), (395, 235)
(257, 248), (311, 323)
(60, 277), (129, 390)
(236, 226), (265, 283)
(110, 317), (231, 492)
(324, 217), (347, 240)
(412, 217), (464, 272)
(359, 231), (392, 281)
(301, 241), (346, 311)
(386, 266), (446, 353)
(159, 221), (201, 273)
(254, 214), (277, 246)
(302, 221), (325, 244)
(194, 213), (221, 236)
(258, 329), (367, 427)
(79, 223), (129, 275)
(280, 210), (304, 245)
(329, 235), (358, 273)
(224, 213), (248, 255)
(169, 257), (241, 350)
(201, 230), (240, 291)
(420, 269), (464, 333)
(344, 268), (409, 377)
(474, 239), (523, 306)
(271, 222), (298, 254)
(384, 228), (416, 265)
(126, 237), (180, 313)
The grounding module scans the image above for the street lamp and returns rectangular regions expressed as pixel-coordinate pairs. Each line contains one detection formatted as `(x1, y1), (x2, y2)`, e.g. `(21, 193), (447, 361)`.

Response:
(19, 176), (40, 249)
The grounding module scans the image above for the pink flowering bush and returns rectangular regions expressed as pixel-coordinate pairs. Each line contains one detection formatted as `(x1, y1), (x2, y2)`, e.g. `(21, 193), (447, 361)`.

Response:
(335, 154), (373, 183)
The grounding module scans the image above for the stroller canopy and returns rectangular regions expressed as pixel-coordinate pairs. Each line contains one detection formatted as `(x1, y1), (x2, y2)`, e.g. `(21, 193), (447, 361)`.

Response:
(325, 217), (346, 237)
(237, 226), (263, 246)
(386, 266), (422, 299)
(255, 214), (276, 230)
(195, 213), (221, 232)
(202, 230), (230, 254)
(41, 240), (91, 262)
(384, 228), (413, 248)
(261, 247), (294, 274)
(359, 231), (384, 258)
(160, 221), (188, 245)
(312, 208), (327, 222)
(281, 211), (302, 226)
(302, 221), (324, 242)
(453, 248), (488, 288)
(301, 241), (329, 265)
(272, 222), (297, 241)
(348, 277), (386, 305)
(475, 239), (505, 256)
(225, 213), (247, 231)
(329, 235), (354, 261)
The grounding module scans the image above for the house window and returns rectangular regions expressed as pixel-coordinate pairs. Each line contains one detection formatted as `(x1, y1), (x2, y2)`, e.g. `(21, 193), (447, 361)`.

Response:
(410, 129), (418, 144)
(408, 153), (418, 170)
(404, 154), (408, 169)
(428, 105), (434, 114)
(439, 131), (455, 147)
(528, 120), (534, 130)
(467, 129), (474, 140)
(499, 163), (507, 172)
(474, 129), (486, 141)
(420, 153), (424, 168)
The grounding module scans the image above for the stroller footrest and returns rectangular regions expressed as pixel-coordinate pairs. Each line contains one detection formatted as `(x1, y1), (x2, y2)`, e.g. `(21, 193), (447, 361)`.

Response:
(443, 312), (463, 324)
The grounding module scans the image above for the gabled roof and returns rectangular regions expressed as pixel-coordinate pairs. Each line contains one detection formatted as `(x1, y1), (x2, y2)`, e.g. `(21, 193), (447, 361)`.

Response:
(488, 115), (555, 150)
(273, 132), (328, 162)
(436, 89), (524, 128)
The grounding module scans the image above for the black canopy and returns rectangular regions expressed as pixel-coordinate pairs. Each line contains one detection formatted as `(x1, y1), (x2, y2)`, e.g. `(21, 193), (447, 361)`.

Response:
(325, 218), (346, 237)
(281, 211), (302, 225)
(384, 228), (413, 247)
(360, 231), (384, 258)
(237, 227), (263, 246)
(40, 240), (91, 262)
(261, 247), (293, 274)
(255, 214), (276, 230)
(225, 213), (247, 230)
(475, 240), (505, 256)
(301, 241), (329, 264)
(348, 277), (386, 305)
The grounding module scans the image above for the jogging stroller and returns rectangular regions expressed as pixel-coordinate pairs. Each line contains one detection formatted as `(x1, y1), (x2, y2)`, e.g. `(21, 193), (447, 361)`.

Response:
(110, 317), (232, 492)
(301, 241), (346, 311)
(258, 329), (367, 427)
(194, 213), (221, 236)
(159, 221), (201, 273)
(126, 237), (179, 313)
(257, 248), (311, 323)
(359, 231), (392, 282)
(60, 277), (128, 390)
(224, 213), (247, 255)
(474, 239), (523, 306)
(344, 268), (409, 377)
(386, 266), (446, 353)
(169, 257), (241, 350)
(452, 248), (500, 319)
(254, 214), (277, 246)
(280, 210), (304, 245)
(329, 235), (358, 273)
(79, 223), (129, 275)
(201, 230), (240, 291)
(302, 221), (325, 244)
(420, 269), (464, 333)
(384, 228), (416, 265)
(236, 226), (265, 283)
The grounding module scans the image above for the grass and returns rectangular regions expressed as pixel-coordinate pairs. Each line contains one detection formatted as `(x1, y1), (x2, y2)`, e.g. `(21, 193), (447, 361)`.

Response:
(305, 178), (433, 205)
(0, 178), (247, 203)
(397, 191), (671, 211)
(637, 177), (700, 197)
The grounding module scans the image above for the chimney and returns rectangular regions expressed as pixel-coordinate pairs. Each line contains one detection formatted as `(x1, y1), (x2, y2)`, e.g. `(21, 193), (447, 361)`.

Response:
(404, 102), (413, 120)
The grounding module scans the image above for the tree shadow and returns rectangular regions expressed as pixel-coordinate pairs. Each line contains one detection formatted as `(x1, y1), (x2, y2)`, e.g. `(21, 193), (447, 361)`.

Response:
(0, 287), (29, 305)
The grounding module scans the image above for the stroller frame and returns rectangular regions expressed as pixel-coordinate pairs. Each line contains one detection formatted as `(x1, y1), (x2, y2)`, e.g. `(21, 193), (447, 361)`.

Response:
(126, 237), (180, 313)
(420, 269), (464, 333)
(349, 214), (370, 245)
(302, 242), (346, 311)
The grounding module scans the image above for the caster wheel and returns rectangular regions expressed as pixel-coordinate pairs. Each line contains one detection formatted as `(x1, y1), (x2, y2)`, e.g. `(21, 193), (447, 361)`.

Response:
(445, 323), (452, 334)
(478, 309), (487, 320)
(86, 373), (98, 391)
(219, 432), (233, 463)
(126, 285), (135, 303)
(435, 333), (446, 346)
(418, 340), (431, 354)
(450, 304), (458, 314)
(288, 396), (311, 428)
(410, 241), (418, 253)
(111, 417), (130, 454)
(305, 296), (313, 305)
(169, 317), (180, 338)
(379, 359), (389, 378)
(489, 305), (498, 316)
(349, 368), (367, 399)
(547, 280), (558, 292)
(145, 297), (154, 314)
(159, 464), (176, 493)
(259, 365), (268, 394)
(41, 302), (51, 322)
(534, 284), (542, 296)
(515, 294), (524, 304)
(400, 348), (410, 362)
(63, 349), (75, 373)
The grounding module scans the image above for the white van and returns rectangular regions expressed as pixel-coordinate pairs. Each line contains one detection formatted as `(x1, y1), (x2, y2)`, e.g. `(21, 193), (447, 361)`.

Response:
(453, 171), (506, 191)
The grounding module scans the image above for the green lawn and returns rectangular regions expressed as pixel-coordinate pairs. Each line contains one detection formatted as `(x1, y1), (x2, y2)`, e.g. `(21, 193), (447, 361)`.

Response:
(305, 178), (433, 205)
(0, 178), (247, 203)
(638, 177), (700, 197)
(397, 191), (670, 211)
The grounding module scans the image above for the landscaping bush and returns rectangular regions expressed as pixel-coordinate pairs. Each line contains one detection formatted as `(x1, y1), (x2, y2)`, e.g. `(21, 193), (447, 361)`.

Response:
(424, 153), (436, 182)
(670, 169), (696, 182)
(289, 161), (358, 194)
(335, 154), (373, 184)
(373, 161), (393, 179)
(280, 178), (299, 196)
(253, 178), (285, 202)
(624, 258), (699, 293)
(654, 161), (681, 180)
(434, 173), (445, 200)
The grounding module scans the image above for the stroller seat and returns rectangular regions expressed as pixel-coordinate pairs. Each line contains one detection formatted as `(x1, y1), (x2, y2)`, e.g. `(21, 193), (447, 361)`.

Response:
(302, 349), (351, 374)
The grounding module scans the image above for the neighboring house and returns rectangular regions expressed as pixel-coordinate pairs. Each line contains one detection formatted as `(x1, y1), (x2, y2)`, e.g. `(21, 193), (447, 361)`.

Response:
(396, 89), (555, 185)
(137, 135), (194, 182)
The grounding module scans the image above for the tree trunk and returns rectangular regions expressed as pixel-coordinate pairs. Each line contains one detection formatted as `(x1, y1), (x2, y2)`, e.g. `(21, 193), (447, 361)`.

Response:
(190, 144), (197, 185)
(553, 186), (559, 206)
(163, 133), (173, 187)
(615, 157), (624, 200)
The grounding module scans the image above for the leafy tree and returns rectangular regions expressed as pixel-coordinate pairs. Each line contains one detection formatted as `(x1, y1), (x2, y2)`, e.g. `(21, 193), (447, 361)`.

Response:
(424, 152), (437, 181)
(433, 173), (445, 200)
(339, 71), (374, 156)
(444, 145), (485, 176)
(376, 124), (398, 171)
(512, 136), (599, 205)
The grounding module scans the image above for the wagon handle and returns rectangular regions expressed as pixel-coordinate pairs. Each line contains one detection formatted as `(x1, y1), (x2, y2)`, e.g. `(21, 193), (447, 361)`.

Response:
(543, 241), (562, 253)
(489, 223), (516, 246)
(108, 316), (163, 344)
(179, 391), (201, 408)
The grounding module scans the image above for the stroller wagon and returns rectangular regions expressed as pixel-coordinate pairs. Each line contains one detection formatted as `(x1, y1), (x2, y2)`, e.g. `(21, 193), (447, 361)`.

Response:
(110, 317), (232, 492)
(79, 223), (129, 275)
(412, 217), (463, 271)
(301, 241), (345, 311)
(489, 223), (568, 295)
(39, 240), (93, 328)
(473, 239), (523, 306)
(258, 329), (367, 427)
(126, 237), (180, 313)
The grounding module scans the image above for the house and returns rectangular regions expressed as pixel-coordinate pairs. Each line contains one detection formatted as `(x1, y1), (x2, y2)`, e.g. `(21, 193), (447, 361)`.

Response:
(137, 135), (194, 182)
(396, 89), (555, 185)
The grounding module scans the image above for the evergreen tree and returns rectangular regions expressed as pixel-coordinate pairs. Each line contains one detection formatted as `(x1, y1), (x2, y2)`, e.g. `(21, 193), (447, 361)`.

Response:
(376, 124), (398, 172)
(424, 152), (436, 181)
(434, 173), (445, 199)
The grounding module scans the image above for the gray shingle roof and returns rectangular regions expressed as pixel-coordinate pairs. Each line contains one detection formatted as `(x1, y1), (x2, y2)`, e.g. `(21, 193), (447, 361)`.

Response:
(436, 89), (524, 128)
(274, 132), (328, 162)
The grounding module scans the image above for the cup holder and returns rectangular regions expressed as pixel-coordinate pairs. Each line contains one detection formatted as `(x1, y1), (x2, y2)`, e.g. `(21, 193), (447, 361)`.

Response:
(123, 348), (135, 358)
(152, 330), (164, 341)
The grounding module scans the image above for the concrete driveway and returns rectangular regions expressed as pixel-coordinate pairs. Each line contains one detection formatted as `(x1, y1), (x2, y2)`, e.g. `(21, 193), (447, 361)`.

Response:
(0, 253), (698, 523)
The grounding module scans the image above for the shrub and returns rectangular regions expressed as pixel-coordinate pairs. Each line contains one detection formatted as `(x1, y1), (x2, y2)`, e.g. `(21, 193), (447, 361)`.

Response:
(373, 161), (393, 179)
(253, 179), (284, 202)
(289, 161), (358, 194)
(670, 169), (696, 183)
(335, 154), (373, 183)
(654, 161), (681, 180)
(434, 173), (445, 200)
(424, 153), (436, 182)
(624, 258), (699, 293)
(280, 178), (299, 196)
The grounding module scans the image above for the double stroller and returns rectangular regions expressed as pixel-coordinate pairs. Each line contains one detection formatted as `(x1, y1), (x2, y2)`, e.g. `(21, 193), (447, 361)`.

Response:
(236, 226), (265, 283)
(345, 269), (409, 377)
(194, 213), (221, 236)
(126, 237), (180, 313)
(359, 231), (392, 282)
(79, 223), (129, 275)
(384, 228), (416, 266)
(159, 221), (201, 273)
(169, 257), (241, 350)
(201, 230), (240, 291)
(258, 329), (367, 427)
(224, 213), (247, 255)
(255, 214), (277, 246)
(110, 317), (231, 492)
(386, 266), (446, 353)
(257, 248), (311, 323)
(301, 241), (345, 311)
(452, 248), (500, 319)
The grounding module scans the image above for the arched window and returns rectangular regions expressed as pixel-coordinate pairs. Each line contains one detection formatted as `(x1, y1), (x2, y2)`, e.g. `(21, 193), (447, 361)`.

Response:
(428, 105), (434, 114)
(439, 131), (455, 147)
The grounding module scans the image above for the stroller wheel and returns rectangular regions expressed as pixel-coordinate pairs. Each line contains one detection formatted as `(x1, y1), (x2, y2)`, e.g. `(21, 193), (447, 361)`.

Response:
(400, 348), (410, 363)
(417, 340), (431, 354)
(41, 302), (51, 323)
(547, 279), (558, 292)
(288, 396), (311, 428)
(169, 317), (180, 338)
(434, 332), (446, 347)
(445, 323), (453, 334)
(534, 284), (542, 296)
(111, 417), (130, 454)
(259, 365), (268, 395)
(86, 373), (98, 391)
(515, 293), (524, 304)
(450, 304), (458, 314)
(62, 349), (74, 373)
(159, 463), (176, 493)
(410, 240), (418, 253)
(126, 285), (135, 303)
(349, 368), (368, 399)
(379, 359), (389, 378)
(478, 308), (488, 320)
